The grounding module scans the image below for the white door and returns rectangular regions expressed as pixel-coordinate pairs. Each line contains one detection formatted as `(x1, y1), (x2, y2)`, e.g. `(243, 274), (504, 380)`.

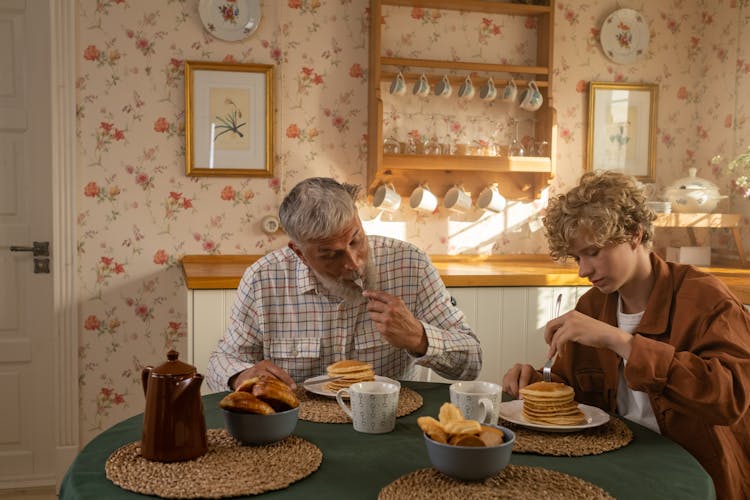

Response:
(0, 0), (56, 488)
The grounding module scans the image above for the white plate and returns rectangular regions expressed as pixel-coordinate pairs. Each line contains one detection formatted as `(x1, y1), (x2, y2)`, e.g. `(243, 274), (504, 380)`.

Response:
(497, 400), (610, 433)
(600, 8), (649, 65)
(198, 0), (261, 42)
(302, 375), (400, 398)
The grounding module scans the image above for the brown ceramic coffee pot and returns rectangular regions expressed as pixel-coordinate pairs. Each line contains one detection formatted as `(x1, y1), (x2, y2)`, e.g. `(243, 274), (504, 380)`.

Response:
(141, 350), (207, 462)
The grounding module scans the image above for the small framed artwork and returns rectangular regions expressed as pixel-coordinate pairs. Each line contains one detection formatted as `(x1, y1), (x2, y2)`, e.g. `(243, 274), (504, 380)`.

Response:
(586, 82), (658, 182)
(184, 61), (274, 177)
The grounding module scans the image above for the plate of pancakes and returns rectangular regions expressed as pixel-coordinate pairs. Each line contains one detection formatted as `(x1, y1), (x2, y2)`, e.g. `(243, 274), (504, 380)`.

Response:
(303, 359), (399, 398)
(498, 381), (610, 432)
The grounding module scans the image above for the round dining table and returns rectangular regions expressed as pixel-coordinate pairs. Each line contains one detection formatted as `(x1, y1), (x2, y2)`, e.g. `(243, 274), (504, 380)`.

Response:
(60, 381), (715, 499)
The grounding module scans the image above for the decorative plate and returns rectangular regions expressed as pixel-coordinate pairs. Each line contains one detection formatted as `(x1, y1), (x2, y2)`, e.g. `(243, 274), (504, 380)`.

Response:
(600, 8), (649, 65)
(302, 375), (400, 398)
(497, 400), (610, 433)
(198, 0), (262, 42)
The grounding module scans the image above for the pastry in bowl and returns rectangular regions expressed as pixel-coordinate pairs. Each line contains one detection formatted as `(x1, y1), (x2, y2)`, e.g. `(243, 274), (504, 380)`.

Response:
(519, 381), (586, 425)
(419, 403), (515, 481)
(220, 375), (300, 445)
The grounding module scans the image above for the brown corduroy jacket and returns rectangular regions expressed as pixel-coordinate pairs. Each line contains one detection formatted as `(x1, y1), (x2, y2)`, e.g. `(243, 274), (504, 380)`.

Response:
(552, 252), (750, 500)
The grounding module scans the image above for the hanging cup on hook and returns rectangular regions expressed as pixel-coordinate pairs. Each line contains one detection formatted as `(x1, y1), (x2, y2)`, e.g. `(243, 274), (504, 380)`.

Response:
(373, 183), (401, 211)
(477, 185), (507, 213)
(409, 184), (438, 213)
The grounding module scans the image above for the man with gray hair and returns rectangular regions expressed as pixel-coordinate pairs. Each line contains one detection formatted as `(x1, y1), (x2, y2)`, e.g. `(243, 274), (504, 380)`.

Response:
(207, 177), (481, 391)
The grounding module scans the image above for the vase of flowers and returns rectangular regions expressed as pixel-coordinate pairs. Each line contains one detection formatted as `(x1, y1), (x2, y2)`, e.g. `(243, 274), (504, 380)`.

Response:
(717, 145), (750, 199)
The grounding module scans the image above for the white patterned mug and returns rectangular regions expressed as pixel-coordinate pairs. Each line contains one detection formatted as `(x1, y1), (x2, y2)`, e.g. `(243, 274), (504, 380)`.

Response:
(479, 77), (497, 102)
(501, 79), (518, 102)
(434, 75), (453, 98)
(444, 186), (472, 212)
(477, 185), (507, 213)
(458, 76), (475, 100)
(336, 381), (400, 434)
(389, 71), (407, 96)
(449, 381), (502, 424)
(413, 73), (430, 97)
(409, 185), (439, 213)
(373, 183), (401, 211)
(519, 81), (543, 111)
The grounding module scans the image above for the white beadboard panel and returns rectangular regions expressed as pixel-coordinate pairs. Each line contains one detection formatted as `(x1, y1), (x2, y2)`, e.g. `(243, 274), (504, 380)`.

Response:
(190, 289), (233, 394)
(0, 371), (20, 444)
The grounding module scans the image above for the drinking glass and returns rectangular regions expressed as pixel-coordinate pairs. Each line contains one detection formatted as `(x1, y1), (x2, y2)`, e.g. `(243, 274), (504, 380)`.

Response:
(509, 121), (525, 157)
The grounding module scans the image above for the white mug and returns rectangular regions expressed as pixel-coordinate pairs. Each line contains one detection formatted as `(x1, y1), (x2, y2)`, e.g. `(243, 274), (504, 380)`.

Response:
(501, 79), (518, 102)
(336, 381), (400, 434)
(373, 183), (401, 211)
(449, 381), (502, 424)
(458, 76), (475, 100)
(479, 77), (497, 102)
(389, 71), (407, 96)
(519, 81), (543, 111)
(413, 73), (430, 97)
(477, 185), (507, 213)
(409, 185), (438, 213)
(444, 186), (472, 213)
(434, 75), (452, 98)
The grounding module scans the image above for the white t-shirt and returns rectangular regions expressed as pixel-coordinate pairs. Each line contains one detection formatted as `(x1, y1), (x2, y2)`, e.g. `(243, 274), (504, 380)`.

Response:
(616, 296), (661, 433)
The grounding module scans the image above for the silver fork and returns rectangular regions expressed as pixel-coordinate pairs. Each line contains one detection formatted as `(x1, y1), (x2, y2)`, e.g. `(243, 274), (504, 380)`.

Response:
(543, 293), (563, 382)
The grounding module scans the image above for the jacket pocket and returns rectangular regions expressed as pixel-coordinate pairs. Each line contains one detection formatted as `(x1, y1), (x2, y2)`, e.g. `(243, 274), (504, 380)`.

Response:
(574, 368), (610, 409)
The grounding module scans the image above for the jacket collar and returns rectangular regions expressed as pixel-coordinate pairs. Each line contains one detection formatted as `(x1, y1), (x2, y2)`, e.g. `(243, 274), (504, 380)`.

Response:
(602, 252), (672, 336)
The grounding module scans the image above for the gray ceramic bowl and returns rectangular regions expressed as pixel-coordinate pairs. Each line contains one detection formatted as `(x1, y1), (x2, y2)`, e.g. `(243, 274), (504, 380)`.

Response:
(423, 424), (515, 481)
(222, 406), (299, 445)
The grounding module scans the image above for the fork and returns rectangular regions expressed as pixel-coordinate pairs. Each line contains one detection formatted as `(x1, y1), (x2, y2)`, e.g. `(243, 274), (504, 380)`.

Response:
(543, 293), (563, 382)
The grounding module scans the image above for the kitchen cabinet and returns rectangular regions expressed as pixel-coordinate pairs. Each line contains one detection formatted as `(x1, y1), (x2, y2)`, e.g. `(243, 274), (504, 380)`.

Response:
(185, 285), (589, 392)
(653, 212), (746, 265)
(367, 0), (556, 201)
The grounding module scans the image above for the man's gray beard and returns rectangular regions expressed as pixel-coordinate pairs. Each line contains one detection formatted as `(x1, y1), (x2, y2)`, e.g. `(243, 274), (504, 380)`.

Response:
(313, 253), (378, 303)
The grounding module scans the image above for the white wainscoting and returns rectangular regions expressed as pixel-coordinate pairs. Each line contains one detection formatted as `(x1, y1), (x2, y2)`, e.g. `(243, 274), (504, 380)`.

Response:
(187, 286), (591, 393)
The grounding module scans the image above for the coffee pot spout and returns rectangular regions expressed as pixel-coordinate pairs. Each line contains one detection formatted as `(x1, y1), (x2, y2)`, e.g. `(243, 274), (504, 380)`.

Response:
(173, 373), (204, 403)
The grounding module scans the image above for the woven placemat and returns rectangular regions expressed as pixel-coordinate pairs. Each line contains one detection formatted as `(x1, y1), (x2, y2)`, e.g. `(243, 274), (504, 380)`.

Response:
(499, 417), (633, 456)
(378, 465), (614, 499)
(105, 428), (322, 499)
(296, 386), (423, 423)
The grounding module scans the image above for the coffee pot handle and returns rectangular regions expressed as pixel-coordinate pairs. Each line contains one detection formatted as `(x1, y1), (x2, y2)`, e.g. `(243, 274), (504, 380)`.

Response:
(141, 366), (153, 395)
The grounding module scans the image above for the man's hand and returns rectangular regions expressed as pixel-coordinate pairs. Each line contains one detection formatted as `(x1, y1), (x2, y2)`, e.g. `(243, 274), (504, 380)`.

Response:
(231, 360), (297, 390)
(502, 363), (543, 398)
(363, 290), (427, 356)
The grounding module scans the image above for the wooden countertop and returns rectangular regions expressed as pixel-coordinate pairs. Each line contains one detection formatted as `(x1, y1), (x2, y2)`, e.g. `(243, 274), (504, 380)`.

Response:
(181, 254), (750, 303)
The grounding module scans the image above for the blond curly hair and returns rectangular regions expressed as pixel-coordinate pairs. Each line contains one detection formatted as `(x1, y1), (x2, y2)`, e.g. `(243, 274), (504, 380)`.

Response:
(543, 171), (656, 262)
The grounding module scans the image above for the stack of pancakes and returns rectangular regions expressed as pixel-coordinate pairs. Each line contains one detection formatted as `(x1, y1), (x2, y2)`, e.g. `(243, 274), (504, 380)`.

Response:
(323, 359), (375, 392)
(519, 381), (586, 425)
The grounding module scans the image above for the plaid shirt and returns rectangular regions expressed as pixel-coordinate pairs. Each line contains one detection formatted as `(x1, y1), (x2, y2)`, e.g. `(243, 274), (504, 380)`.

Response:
(207, 236), (481, 391)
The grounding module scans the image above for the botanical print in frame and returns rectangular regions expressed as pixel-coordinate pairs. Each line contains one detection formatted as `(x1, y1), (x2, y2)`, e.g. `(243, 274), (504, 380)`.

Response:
(586, 82), (658, 182)
(185, 61), (274, 177)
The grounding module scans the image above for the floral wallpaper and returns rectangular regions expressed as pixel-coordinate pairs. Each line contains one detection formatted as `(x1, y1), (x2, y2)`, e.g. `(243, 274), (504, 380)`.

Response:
(75, 0), (749, 444)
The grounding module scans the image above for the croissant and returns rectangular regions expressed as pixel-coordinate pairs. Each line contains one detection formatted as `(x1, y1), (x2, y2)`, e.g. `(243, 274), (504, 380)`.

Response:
(251, 376), (299, 411)
(219, 390), (275, 415)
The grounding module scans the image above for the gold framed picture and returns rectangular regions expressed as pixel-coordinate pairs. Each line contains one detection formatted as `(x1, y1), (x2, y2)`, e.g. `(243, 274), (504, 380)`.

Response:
(184, 61), (274, 177)
(586, 82), (658, 182)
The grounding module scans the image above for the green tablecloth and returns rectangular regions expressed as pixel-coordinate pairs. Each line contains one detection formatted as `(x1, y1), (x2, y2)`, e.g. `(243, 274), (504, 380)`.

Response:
(60, 381), (715, 499)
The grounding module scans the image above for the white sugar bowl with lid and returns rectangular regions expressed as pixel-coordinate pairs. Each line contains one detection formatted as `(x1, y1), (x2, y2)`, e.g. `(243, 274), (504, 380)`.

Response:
(664, 168), (727, 213)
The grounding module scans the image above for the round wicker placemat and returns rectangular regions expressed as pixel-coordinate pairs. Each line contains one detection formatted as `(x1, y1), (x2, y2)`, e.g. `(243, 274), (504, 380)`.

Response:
(500, 417), (633, 456)
(297, 386), (423, 423)
(105, 429), (322, 499)
(378, 465), (614, 500)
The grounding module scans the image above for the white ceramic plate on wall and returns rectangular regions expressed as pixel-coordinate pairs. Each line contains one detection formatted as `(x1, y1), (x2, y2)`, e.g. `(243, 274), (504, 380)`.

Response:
(600, 8), (649, 65)
(199, 0), (261, 42)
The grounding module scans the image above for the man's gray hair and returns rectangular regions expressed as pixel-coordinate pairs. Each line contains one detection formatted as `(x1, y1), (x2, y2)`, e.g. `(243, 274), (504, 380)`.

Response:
(279, 177), (362, 243)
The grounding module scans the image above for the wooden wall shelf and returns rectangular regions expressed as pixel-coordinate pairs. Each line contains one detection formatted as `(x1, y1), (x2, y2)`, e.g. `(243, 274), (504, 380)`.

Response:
(654, 212), (746, 266)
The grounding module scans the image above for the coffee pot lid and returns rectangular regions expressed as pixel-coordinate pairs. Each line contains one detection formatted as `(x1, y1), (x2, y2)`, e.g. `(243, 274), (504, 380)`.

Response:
(666, 167), (719, 194)
(149, 350), (196, 376)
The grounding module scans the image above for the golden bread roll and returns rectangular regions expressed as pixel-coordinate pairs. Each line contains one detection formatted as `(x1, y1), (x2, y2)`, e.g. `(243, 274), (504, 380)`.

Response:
(235, 376), (261, 393)
(251, 375), (299, 411)
(219, 391), (275, 415)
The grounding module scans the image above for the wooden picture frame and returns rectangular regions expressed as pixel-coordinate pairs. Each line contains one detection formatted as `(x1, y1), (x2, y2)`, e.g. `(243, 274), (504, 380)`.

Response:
(586, 82), (658, 182)
(184, 61), (274, 177)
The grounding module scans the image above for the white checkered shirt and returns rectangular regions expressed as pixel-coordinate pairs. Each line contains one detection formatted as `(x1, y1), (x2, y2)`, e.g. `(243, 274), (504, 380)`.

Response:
(206, 235), (481, 391)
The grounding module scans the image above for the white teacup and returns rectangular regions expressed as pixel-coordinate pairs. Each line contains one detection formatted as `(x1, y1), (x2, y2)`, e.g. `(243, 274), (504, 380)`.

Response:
(477, 185), (507, 213)
(389, 71), (407, 96)
(449, 381), (502, 424)
(519, 81), (543, 111)
(479, 77), (497, 102)
(501, 79), (517, 102)
(458, 76), (475, 100)
(413, 73), (430, 97)
(409, 186), (438, 213)
(373, 183), (401, 211)
(444, 186), (472, 213)
(434, 75), (452, 98)
(336, 381), (400, 434)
